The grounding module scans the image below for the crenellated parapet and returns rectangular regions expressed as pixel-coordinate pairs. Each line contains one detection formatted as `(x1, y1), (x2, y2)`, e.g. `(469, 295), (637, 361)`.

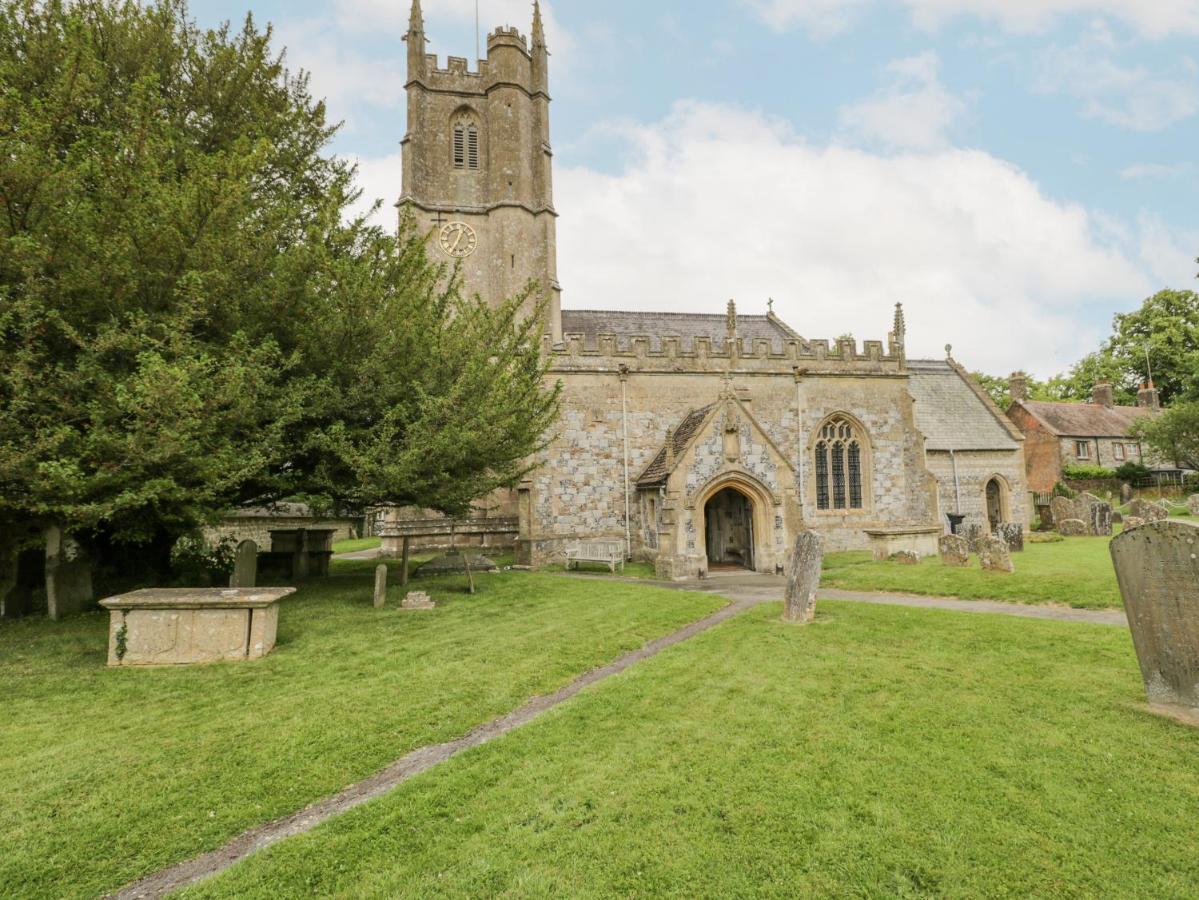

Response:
(543, 332), (906, 375)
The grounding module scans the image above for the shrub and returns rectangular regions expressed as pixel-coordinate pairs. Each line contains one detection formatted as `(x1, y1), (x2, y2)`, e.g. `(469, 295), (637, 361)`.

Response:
(1114, 461), (1152, 484)
(1052, 482), (1079, 499)
(1062, 465), (1117, 481)
(169, 535), (236, 587)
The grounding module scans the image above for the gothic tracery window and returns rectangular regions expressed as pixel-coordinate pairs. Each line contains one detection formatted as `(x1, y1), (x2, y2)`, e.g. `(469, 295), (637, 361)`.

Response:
(814, 417), (867, 512)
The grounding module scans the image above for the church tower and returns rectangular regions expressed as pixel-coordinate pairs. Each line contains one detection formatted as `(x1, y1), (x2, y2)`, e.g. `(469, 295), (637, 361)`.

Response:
(400, 0), (562, 341)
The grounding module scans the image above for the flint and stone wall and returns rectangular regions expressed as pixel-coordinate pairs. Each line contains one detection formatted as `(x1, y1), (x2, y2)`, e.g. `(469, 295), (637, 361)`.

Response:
(924, 450), (1031, 532)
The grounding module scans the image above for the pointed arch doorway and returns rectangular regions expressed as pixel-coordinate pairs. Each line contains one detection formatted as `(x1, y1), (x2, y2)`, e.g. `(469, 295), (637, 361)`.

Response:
(704, 487), (755, 571)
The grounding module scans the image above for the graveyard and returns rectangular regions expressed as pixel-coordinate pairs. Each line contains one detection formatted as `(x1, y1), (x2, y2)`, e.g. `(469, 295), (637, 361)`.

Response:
(5, 550), (1199, 897)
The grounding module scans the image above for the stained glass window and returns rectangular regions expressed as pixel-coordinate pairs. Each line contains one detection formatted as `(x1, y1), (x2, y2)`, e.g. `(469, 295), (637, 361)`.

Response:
(848, 441), (862, 508)
(814, 417), (866, 511)
(831, 441), (846, 509)
(815, 441), (829, 510)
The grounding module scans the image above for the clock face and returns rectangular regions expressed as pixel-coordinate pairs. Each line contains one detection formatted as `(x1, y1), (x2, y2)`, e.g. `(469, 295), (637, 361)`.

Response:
(438, 221), (478, 258)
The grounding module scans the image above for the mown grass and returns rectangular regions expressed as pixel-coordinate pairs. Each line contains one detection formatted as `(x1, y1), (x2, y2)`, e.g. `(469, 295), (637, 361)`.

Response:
(822, 535), (1123, 609)
(185, 600), (1199, 899)
(0, 566), (723, 898)
(331, 536), (382, 554)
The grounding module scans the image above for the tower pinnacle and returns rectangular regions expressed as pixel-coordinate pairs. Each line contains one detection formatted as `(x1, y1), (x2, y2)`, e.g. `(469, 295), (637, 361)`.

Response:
(408, 0), (423, 33)
(532, 0), (546, 46)
(893, 302), (906, 342)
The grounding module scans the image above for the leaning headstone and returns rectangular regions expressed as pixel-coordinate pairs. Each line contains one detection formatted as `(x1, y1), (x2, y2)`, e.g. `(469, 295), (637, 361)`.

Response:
(1120, 483), (1134, 505)
(938, 534), (970, 568)
(1110, 521), (1199, 717)
(962, 523), (985, 552)
(1188, 495), (1199, 516)
(1123, 516), (1146, 531)
(1087, 502), (1114, 537)
(996, 523), (1025, 553)
(1058, 518), (1088, 537)
(1130, 499), (1169, 524)
(978, 536), (1015, 574)
(402, 591), (436, 611)
(45, 526), (94, 620)
(230, 540), (258, 588)
(373, 564), (388, 610)
(890, 551), (920, 566)
(783, 530), (823, 625)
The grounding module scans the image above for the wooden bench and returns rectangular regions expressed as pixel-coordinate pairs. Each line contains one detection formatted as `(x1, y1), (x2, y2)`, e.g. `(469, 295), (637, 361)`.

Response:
(565, 540), (626, 573)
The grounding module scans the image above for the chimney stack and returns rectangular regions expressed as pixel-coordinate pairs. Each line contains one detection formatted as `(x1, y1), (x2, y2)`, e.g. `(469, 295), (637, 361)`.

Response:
(1137, 381), (1161, 411)
(1092, 382), (1114, 409)
(1009, 371), (1028, 404)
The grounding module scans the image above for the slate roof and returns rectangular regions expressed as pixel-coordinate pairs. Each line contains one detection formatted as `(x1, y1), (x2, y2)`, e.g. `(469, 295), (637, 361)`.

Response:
(560, 310), (804, 353)
(636, 404), (717, 487)
(907, 360), (1023, 451)
(1015, 400), (1154, 438)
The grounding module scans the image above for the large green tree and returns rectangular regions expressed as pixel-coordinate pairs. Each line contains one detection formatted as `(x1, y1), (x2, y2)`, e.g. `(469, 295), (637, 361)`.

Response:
(1131, 402), (1199, 472)
(0, 0), (559, 607)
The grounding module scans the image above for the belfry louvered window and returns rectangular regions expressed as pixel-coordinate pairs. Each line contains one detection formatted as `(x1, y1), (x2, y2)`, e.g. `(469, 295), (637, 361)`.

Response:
(815, 417), (866, 512)
(453, 123), (480, 170)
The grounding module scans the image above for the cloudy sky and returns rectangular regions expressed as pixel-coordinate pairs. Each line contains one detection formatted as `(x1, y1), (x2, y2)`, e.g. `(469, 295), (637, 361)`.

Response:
(189, 0), (1198, 377)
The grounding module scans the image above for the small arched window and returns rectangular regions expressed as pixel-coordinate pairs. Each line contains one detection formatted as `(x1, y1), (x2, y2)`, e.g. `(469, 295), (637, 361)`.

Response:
(452, 122), (480, 170)
(814, 417), (866, 511)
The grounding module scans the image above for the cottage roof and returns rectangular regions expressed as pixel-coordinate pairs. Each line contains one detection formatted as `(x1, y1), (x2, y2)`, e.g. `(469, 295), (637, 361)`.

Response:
(636, 404), (717, 487)
(560, 309), (803, 353)
(907, 360), (1024, 451)
(1014, 399), (1154, 438)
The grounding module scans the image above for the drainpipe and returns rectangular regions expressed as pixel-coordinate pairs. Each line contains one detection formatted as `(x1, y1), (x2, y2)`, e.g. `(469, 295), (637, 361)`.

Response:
(794, 369), (807, 520)
(950, 449), (962, 515)
(619, 365), (631, 561)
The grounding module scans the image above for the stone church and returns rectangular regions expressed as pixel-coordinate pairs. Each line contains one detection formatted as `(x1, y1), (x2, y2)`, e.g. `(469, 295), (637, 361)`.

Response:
(394, 1), (1028, 578)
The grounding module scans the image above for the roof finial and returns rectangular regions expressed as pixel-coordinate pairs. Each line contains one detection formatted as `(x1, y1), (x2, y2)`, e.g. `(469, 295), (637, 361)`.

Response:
(409, 0), (424, 33)
(945, 343), (953, 360)
(532, 0), (546, 46)
(767, 297), (774, 314)
(893, 302), (906, 341)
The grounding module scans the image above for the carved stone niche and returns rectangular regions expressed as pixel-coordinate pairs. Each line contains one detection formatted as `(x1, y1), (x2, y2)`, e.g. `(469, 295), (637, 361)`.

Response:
(723, 415), (742, 462)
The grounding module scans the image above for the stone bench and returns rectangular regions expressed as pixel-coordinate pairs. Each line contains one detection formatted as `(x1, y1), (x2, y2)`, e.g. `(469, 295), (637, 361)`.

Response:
(565, 541), (626, 573)
(99, 588), (296, 667)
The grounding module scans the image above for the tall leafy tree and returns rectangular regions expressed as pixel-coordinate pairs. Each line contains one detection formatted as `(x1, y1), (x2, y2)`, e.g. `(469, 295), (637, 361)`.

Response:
(0, 0), (559, 606)
(1131, 402), (1199, 472)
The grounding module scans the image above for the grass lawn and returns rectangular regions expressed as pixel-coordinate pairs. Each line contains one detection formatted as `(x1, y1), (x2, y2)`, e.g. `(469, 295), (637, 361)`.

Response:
(331, 536), (382, 554)
(0, 565), (723, 898)
(543, 560), (660, 579)
(184, 599), (1199, 899)
(822, 535), (1123, 609)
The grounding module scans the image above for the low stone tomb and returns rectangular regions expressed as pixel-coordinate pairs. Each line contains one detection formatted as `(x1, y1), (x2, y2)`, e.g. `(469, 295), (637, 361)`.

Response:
(258, 528), (336, 582)
(1058, 518), (1088, 537)
(978, 536), (1015, 574)
(402, 591), (437, 610)
(864, 526), (940, 562)
(997, 523), (1025, 553)
(1123, 516), (1146, 531)
(100, 588), (295, 667)
(415, 552), (499, 576)
(1189, 494), (1199, 516)
(1111, 521), (1199, 718)
(890, 551), (920, 565)
(1129, 499), (1169, 524)
(938, 534), (970, 567)
(783, 530), (823, 625)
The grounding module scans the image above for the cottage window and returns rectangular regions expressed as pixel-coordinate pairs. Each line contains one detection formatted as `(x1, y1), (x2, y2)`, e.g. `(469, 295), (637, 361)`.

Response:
(815, 417), (866, 512)
(1075, 441), (1091, 459)
(1114, 443), (1126, 461)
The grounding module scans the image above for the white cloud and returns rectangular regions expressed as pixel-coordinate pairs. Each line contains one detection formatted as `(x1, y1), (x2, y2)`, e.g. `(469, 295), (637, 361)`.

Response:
(747, 0), (1199, 38)
(1119, 162), (1193, 180)
(838, 52), (968, 149)
(1035, 22), (1199, 130)
(275, 20), (406, 115)
(346, 153), (405, 226)
(553, 101), (1164, 377)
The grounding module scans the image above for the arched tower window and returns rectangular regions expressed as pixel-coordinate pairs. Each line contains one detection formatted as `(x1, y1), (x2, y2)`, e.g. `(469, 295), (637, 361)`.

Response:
(814, 416), (868, 512)
(452, 121), (480, 170)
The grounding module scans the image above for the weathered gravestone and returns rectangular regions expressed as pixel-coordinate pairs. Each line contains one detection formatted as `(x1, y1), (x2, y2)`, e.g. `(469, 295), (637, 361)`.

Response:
(1058, 518), (1088, 537)
(1110, 521), (1199, 717)
(938, 534), (970, 568)
(230, 540), (258, 589)
(962, 523), (986, 553)
(1088, 502), (1114, 537)
(1129, 499), (1169, 524)
(402, 591), (436, 610)
(1123, 516), (1146, 531)
(1050, 497), (1079, 535)
(1189, 495), (1199, 516)
(45, 526), (94, 620)
(373, 564), (388, 610)
(783, 530), (823, 625)
(978, 536), (1015, 574)
(890, 551), (920, 566)
(997, 523), (1025, 553)
(1121, 483), (1134, 505)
